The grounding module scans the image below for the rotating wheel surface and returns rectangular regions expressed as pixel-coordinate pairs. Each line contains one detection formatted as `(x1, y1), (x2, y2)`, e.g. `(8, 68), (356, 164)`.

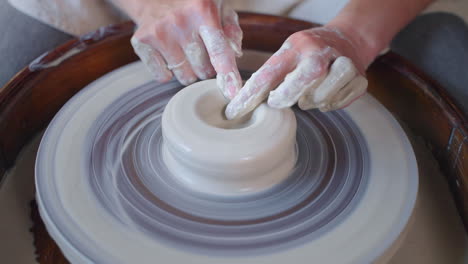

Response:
(35, 51), (418, 264)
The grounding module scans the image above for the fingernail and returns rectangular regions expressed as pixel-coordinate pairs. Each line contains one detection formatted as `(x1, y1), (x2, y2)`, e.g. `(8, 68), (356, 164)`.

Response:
(298, 96), (311, 110)
(318, 103), (331, 112)
(224, 93), (246, 120)
(225, 102), (238, 120)
(216, 74), (232, 98)
(217, 72), (241, 99)
(188, 76), (198, 85)
(197, 70), (210, 80)
(180, 76), (198, 86)
(199, 67), (216, 80)
(229, 39), (243, 57)
(173, 68), (197, 86)
(267, 94), (281, 109)
(154, 73), (172, 83)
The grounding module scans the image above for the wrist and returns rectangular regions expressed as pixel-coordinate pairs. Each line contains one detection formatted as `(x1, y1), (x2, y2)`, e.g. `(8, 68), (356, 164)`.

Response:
(111, 0), (155, 23)
(325, 19), (385, 68)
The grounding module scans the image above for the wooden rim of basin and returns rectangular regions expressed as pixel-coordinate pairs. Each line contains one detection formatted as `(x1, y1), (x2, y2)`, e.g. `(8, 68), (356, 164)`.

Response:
(1, 12), (468, 234)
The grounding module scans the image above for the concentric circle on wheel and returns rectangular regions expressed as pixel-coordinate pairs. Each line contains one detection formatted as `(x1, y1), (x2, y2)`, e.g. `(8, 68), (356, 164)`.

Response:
(36, 57), (417, 263)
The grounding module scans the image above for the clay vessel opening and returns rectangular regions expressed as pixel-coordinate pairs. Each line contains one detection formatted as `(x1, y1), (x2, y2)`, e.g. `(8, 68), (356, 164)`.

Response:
(194, 92), (255, 130)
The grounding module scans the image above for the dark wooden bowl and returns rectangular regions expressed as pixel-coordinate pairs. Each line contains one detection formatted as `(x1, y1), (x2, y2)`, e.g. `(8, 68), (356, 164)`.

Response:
(1, 12), (467, 263)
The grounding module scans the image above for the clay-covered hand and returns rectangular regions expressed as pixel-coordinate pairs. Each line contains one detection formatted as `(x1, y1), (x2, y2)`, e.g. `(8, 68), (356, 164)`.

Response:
(225, 26), (368, 120)
(130, 0), (243, 98)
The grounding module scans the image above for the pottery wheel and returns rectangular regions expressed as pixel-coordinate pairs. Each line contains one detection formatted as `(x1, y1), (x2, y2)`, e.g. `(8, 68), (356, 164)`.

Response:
(35, 52), (418, 263)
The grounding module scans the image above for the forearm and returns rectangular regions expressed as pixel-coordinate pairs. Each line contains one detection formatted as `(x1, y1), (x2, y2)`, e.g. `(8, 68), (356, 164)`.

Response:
(327, 0), (434, 67)
(109, 0), (171, 21)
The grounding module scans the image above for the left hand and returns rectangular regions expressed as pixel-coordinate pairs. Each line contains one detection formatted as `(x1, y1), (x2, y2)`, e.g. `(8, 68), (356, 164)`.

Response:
(225, 26), (369, 120)
(129, 0), (243, 97)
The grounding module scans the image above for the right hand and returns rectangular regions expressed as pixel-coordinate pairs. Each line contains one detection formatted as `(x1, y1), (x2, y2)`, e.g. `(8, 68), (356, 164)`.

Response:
(225, 27), (369, 120)
(130, 0), (243, 98)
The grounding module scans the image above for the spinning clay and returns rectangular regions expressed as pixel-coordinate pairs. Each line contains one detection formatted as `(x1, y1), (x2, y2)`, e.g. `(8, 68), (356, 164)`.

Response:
(35, 59), (417, 263)
(162, 79), (297, 196)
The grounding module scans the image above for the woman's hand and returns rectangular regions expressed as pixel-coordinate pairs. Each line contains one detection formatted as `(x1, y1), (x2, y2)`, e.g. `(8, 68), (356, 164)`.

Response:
(225, 26), (369, 120)
(128, 0), (243, 98)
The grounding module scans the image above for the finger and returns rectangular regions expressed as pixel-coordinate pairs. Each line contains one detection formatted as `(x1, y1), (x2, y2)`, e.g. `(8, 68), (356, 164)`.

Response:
(159, 42), (198, 86)
(225, 44), (298, 120)
(221, 5), (242, 57)
(299, 56), (357, 110)
(199, 25), (242, 99)
(320, 75), (368, 111)
(182, 35), (216, 80)
(294, 75), (327, 110)
(131, 36), (172, 82)
(267, 55), (327, 109)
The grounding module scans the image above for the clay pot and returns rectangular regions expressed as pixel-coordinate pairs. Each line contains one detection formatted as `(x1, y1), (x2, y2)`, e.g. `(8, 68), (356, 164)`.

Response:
(162, 79), (297, 196)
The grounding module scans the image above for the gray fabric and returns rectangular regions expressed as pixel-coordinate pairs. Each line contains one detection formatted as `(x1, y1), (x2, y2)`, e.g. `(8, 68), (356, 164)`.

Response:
(0, 0), (72, 88)
(391, 12), (468, 114)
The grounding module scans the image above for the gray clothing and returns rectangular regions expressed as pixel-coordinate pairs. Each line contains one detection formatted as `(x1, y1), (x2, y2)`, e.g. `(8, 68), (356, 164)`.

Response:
(391, 12), (468, 114)
(0, 0), (72, 87)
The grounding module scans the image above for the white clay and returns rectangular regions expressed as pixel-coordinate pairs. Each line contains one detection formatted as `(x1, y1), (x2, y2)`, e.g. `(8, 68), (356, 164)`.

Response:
(29, 46), (84, 71)
(35, 59), (418, 264)
(161, 79), (297, 196)
(267, 59), (325, 109)
(131, 37), (171, 82)
(224, 62), (285, 120)
(199, 26), (242, 99)
(184, 40), (212, 80)
(298, 56), (359, 111)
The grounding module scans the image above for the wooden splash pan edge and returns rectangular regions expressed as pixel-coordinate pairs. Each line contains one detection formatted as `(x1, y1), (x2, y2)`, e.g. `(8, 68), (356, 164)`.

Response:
(0, 12), (467, 232)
